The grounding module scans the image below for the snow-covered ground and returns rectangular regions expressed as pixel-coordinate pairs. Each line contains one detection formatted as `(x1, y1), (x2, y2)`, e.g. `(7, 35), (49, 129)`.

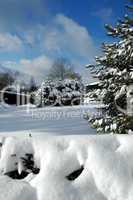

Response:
(0, 104), (97, 136)
(0, 105), (133, 200)
(0, 134), (133, 200)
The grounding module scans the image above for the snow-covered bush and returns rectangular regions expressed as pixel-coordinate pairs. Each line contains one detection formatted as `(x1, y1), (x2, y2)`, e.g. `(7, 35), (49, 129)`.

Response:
(34, 79), (83, 107)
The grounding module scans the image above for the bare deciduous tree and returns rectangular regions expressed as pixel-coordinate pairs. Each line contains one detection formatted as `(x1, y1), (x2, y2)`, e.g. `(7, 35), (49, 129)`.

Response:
(48, 58), (81, 80)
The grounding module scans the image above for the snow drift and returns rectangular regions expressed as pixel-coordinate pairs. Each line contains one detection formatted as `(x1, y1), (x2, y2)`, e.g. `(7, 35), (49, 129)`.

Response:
(0, 135), (133, 200)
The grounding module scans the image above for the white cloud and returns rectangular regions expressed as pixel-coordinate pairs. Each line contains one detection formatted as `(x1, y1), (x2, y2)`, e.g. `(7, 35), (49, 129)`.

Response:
(1, 14), (99, 82)
(43, 14), (96, 59)
(0, 33), (23, 52)
(19, 55), (53, 77)
(22, 14), (98, 61)
(2, 55), (53, 82)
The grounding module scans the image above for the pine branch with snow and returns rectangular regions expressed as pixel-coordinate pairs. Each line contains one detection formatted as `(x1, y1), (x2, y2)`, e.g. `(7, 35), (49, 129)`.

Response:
(87, 2), (133, 134)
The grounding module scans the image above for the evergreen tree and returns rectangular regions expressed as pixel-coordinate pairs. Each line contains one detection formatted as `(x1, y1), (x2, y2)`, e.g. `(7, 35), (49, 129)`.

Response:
(86, 1), (133, 134)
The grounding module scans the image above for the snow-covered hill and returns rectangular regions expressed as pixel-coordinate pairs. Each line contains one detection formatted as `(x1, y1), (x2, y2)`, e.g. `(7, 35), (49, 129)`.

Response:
(0, 135), (133, 200)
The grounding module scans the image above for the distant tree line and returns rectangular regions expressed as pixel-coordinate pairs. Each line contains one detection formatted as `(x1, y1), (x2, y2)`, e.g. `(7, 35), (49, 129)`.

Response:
(0, 73), (15, 90)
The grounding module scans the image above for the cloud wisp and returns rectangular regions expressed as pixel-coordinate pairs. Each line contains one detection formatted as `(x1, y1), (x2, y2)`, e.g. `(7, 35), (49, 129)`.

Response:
(0, 33), (23, 52)
(91, 7), (113, 22)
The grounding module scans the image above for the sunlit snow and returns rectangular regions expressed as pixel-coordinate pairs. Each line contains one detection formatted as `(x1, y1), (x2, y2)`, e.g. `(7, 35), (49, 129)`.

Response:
(0, 135), (133, 200)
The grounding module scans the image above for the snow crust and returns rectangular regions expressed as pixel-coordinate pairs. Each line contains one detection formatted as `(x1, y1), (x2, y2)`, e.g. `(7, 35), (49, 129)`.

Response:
(0, 135), (133, 200)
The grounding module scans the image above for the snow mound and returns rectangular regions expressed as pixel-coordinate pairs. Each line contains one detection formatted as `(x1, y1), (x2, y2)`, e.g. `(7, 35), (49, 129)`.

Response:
(0, 135), (133, 200)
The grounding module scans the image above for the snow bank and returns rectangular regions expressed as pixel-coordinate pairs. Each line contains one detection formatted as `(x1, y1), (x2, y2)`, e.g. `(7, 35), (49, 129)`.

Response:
(0, 135), (133, 200)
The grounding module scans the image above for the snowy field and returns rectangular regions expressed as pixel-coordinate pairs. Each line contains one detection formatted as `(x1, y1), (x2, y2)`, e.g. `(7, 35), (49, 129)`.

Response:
(0, 104), (97, 136)
(2, 104), (132, 200)
(0, 134), (133, 200)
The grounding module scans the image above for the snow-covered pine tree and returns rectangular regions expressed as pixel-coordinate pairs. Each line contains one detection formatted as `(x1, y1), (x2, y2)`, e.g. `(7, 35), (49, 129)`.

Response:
(87, 1), (133, 134)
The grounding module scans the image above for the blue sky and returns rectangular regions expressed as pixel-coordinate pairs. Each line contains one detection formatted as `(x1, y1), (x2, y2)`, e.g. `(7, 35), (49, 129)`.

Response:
(0, 0), (128, 82)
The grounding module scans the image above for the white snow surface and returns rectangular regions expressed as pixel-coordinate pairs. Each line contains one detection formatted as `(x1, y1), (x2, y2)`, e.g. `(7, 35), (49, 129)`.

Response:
(0, 104), (96, 135)
(0, 135), (133, 200)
